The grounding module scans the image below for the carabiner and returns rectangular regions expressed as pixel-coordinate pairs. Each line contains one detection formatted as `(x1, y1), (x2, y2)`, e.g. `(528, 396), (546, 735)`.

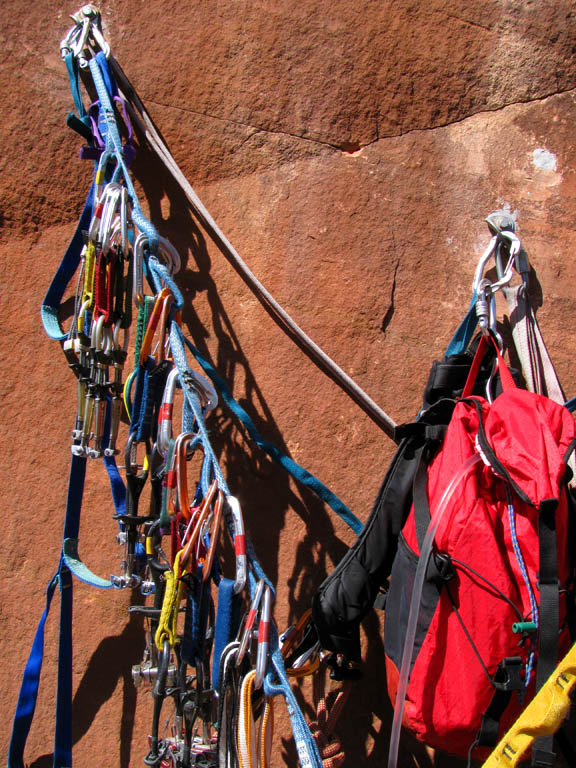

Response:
(145, 637), (172, 766)
(472, 236), (498, 295)
(104, 326), (128, 458)
(93, 151), (118, 209)
(281, 609), (320, 677)
(133, 232), (147, 306)
(175, 431), (204, 522)
(179, 368), (218, 415)
(120, 187), (132, 252)
(201, 490), (224, 583)
(125, 430), (151, 514)
(492, 230), (520, 291)
(254, 586), (273, 689)
(236, 579), (266, 668)
(133, 233), (182, 305)
(139, 287), (172, 364)
(98, 182), (123, 254)
(61, 5), (111, 66)
(180, 480), (218, 569)
(163, 432), (189, 519)
(87, 315), (109, 458)
(472, 231), (518, 296)
(226, 496), (247, 595)
(154, 236), (181, 275)
(158, 369), (180, 455)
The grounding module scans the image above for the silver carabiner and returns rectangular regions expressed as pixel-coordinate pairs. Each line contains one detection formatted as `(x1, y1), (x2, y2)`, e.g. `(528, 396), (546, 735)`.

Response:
(61, 5), (111, 66)
(133, 232), (147, 306)
(133, 233), (182, 306)
(98, 182), (123, 253)
(226, 496), (247, 596)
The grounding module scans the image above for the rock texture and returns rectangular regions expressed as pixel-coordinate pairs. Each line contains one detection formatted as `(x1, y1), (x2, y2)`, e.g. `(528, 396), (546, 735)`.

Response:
(1, 2), (575, 767)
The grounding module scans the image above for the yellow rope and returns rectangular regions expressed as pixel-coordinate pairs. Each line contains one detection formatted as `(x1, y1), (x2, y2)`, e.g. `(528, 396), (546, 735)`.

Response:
(259, 695), (274, 768)
(154, 550), (185, 651)
(236, 669), (275, 768)
(237, 670), (257, 768)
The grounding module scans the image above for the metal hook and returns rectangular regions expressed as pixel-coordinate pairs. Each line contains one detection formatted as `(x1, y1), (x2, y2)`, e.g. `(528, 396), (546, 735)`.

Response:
(236, 579), (266, 668)
(226, 496), (247, 595)
(254, 586), (272, 689)
(60, 5), (111, 65)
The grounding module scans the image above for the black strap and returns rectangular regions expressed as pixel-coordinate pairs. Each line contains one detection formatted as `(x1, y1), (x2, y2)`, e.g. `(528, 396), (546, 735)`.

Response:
(537, 498), (560, 684)
(532, 498), (560, 767)
(412, 443), (433, 553)
(422, 357), (472, 409)
(477, 657), (524, 748)
(556, 725), (576, 766)
(412, 429), (446, 554)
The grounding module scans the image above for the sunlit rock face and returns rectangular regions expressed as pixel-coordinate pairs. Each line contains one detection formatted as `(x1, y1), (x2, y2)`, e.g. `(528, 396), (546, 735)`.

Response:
(2, 2), (575, 766)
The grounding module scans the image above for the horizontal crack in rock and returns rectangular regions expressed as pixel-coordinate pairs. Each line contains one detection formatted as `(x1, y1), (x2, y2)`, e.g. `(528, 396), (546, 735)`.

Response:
(144, 86), (576, 154)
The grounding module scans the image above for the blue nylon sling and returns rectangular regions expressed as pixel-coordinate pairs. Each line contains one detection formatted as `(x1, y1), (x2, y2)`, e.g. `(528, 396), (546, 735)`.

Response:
(7, 451), (85, 768)
(444, 295), (478, 357)
(41, 182), (95, 341)
(8, 408), (127, 767)
(176, 327), (363, 536)
(8, 576), (58, 768)
(211, 578), (241, 690)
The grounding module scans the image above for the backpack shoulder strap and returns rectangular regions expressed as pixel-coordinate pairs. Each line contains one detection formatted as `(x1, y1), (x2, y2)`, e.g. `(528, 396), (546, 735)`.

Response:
(312, 432), (418, 660)
(312, 400), (455, 660)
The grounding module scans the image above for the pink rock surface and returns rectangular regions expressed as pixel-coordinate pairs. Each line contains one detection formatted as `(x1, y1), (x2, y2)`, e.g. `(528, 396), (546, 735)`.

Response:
(1, 2), (574, 767)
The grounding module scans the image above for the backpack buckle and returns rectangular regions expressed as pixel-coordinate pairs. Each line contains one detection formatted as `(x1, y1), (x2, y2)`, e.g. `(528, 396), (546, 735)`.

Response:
(493, 657), (524, 692)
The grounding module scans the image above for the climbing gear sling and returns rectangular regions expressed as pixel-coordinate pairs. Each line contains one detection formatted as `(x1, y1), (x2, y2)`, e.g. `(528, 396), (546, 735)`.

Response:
(9, 7), (370, 767)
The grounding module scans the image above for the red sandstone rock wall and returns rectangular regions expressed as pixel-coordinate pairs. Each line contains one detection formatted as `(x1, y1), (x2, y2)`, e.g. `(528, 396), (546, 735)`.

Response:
(1, 2), (575, 766)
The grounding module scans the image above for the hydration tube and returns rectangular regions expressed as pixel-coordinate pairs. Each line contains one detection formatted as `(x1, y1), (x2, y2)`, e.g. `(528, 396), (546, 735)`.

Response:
(387, 452), (482, 768)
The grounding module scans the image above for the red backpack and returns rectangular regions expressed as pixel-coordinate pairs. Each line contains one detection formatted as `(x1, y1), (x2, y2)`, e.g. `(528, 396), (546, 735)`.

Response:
(384, 337), (576, 762)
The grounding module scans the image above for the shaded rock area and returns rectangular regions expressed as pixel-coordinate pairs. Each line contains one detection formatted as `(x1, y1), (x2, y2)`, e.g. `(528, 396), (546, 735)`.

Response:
(1, 1), (575, 767)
